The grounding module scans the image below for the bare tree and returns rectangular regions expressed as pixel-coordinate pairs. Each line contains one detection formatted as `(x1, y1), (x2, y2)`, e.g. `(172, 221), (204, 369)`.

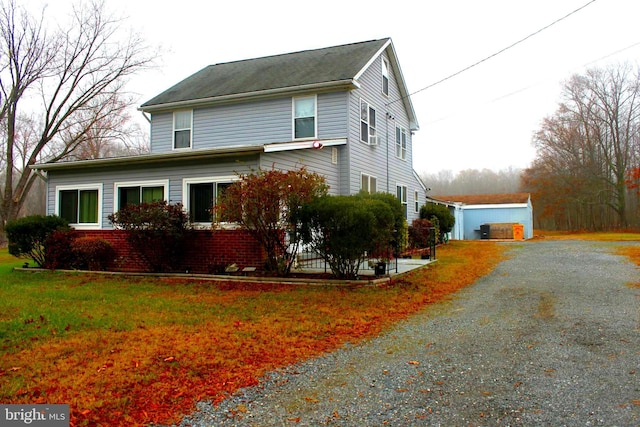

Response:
(0, 0), (153, 227)
(524, 63), (640, 230)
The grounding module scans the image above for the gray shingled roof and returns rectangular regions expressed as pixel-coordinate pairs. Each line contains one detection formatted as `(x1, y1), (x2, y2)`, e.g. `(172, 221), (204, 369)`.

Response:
(140, 38), (390, 110)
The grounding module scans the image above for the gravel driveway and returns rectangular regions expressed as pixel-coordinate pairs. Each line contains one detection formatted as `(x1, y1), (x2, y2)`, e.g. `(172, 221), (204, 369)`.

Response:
(177, 240), (640, 426)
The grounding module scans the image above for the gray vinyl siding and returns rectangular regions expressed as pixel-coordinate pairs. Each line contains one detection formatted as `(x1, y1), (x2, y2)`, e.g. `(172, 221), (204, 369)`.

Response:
(150, 92), (349, 154)
(46, 155), (260, 229)
(260, 148), (340, 195)
(347, 52), (424, 221)
(149, 113), (172, 153)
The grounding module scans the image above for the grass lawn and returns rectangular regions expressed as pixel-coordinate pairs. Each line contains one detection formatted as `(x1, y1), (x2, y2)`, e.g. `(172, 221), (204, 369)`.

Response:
(1, 233), (637, 426)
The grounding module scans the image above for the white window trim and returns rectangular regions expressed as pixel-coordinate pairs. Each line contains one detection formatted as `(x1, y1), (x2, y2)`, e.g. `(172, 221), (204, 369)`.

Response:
(382, 57), (390, 96)
(173, 110), (193, 151)
(397, 184), (408, 218)
(182, 176), (238, 227)
(361, 173), (377, 194)
(113, 179), (169, 213)
(55, 183), (103, 230)
(360, 99), (377, 146)
(292, 95), (317, 140)
(396, 125), (407, 160)
(414, 190), (420, 213)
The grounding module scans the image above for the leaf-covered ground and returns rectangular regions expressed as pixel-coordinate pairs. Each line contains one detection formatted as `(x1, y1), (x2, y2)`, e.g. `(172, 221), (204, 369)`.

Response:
(0, 241), (506, 426)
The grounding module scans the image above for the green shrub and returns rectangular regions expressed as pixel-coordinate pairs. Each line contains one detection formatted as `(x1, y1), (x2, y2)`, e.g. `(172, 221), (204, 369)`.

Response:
(108, 201), (192, 272)
(5, 215), (70, 267)
(72, 237), (116, 271)
(302, 194), (396, 279)
(368, 191), (408, 254)
(420, 203), (455, 243)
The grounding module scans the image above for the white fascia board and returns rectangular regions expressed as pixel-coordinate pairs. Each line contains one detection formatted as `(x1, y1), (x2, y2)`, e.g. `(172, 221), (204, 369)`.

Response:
(463, 203), (529, 210)
(354, 39), (392, 81)
(263, 138), (347, 153)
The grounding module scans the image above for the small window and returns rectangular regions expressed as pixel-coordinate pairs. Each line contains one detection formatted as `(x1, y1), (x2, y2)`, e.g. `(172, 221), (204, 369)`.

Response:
(174, 110), (192, 149)
(382, 58), (389, 96)
(360, 100), (377, 145)
(395, 126), (407, 160)
(293, 96), (316, 139)
(415, 190), (420, 213)
(397, 185), (408, 218)
(361, 174), (377, 194)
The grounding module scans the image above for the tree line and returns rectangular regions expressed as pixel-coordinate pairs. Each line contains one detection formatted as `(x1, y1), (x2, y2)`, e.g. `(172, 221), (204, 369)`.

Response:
(423, 63), (640, 232)
(521, 63), (640, 231)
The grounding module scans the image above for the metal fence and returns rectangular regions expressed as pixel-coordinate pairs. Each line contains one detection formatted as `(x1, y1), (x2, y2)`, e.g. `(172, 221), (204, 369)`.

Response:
(293, 248), (398, 276)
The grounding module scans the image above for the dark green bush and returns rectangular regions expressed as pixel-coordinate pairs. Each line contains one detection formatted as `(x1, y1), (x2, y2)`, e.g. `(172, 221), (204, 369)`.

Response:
(420, 203), (455, 243)
(108, 201), (192, 272)
(5, 215), (70, 267)
(72, 237), (116, 271)
(302, 194), (396, 279)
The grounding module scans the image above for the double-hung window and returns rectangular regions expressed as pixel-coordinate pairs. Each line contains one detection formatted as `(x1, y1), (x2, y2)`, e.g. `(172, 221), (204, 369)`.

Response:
(395, 126), (407, 160)
(397, 185), (408, 219)
(293, 96), (316, 139)
(183, 178), (236, 224)
(173, 110), (192, 149)
(382, 58), (390, 96)
(415, 190), (420, 213)
(115, 180), (168, 210)
(57, 184), (102, 227)
(360, 100), (377, 145)
(361, 173), (377, 194)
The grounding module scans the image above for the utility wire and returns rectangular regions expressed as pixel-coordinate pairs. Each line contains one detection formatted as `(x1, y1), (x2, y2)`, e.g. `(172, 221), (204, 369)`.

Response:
(423, 40), (640, 125)
(389, 0), (597, 106)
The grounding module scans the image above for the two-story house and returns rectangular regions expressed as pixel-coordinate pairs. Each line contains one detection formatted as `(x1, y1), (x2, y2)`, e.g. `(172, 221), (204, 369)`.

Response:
(33, 38), (426, 272)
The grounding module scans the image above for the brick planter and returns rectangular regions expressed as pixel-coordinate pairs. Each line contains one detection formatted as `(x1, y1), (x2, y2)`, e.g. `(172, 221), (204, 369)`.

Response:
(75, 229), (265, 274)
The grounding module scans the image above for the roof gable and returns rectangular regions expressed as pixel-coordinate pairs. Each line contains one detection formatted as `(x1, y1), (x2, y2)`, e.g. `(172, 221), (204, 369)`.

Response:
(141, 38), (391, 110)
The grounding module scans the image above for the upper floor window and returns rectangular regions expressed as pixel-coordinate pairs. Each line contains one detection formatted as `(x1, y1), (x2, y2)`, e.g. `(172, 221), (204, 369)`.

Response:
(57, 184), (102, 227)
(293, 96), (316, 139)
(382, 58), (390, 96)
(173, 110), (192, 149)
(360, 100), (377, 145)
(115, 180), (168, 210)
(396, 126), (407, 160)
(361, 173), (377, 194)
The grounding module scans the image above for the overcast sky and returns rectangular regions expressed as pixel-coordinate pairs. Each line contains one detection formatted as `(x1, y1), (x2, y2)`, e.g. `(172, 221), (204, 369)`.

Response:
(31, 0), (640, 175)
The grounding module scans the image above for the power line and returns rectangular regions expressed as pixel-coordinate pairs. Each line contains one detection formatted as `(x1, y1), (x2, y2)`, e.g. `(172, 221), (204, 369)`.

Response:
(389, 0), (597, 106)
(423, 39), (640, 125)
